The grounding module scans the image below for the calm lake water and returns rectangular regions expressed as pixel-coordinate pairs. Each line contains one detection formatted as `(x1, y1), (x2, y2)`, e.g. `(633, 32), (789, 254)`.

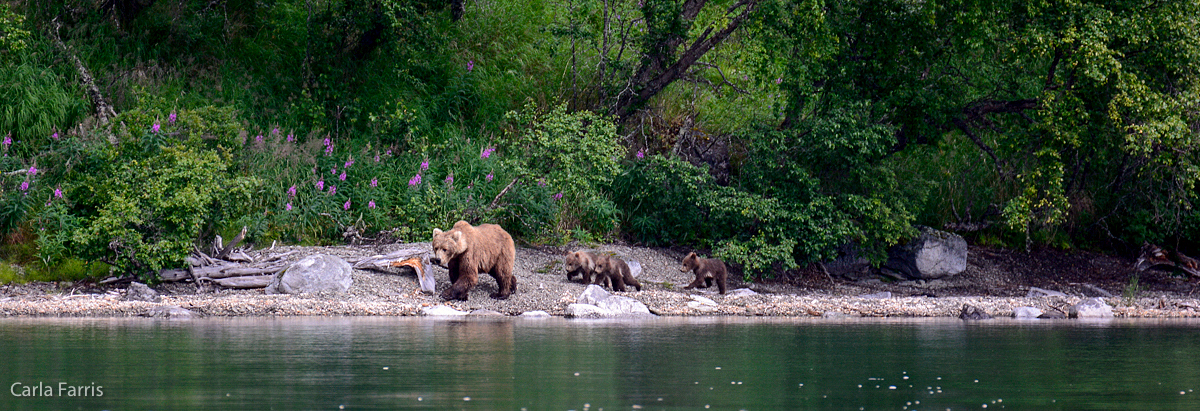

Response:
(2, 317), (1200, 410)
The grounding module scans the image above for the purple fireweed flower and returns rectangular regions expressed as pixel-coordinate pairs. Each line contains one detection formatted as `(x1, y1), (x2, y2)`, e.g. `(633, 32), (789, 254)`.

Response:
(370, 178), (378, 187)
(168, 111), (177, 123)
(344, 159), (354, 168)
(28, 166), (37, 176)
(408, 174), (422, 186)
(485, 173), (493, 182)
(374, 155), (380, 162)
(344, 200), (351, 210)
(152, 123), (161, 133)
(287, 133), (295, 143)
(537, 179), (547, 187)
(420, 159), (429, 171)
(54, 187), (63, 198)
(285, 202), (293, 211)
(272, 127), (280, 135)
(323, 137), (331, 147)
(338, 171), (347, 181)
(445, 175), (454, 184)
(553, 192), (563, 201)
(328, 185), (337, 195)
(481, 147), (495, 159)
(467, 60), (474, 72)
(636, 149), (644, 159)
(316, 180), (325, 191)
(288, 185), (297, 198)
(331, 167), (337, 175)
(325, 144), (334, 155)
(386, 149), (392, 156)
(19, 181), (29, 192)
(368, 200), (376, 209)
(51, 132), (59, 140)
(256, 135), (263, 144)
(2, 135), (11, 147)
(775, 77), (782, 85)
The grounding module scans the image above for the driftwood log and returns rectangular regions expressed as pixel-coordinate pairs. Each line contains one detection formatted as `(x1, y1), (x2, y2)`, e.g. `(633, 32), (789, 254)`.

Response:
(352, 248), (435, 293)
(159, 238), (436, 293)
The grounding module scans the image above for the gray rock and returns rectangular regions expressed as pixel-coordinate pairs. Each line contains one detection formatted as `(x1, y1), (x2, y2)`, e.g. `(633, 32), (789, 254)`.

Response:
(124, 282), (161, 303)
(959, 304), (992, 320)
(1038, 310), (1067, 319)
(520, 310), (551, 318)
(882, 226), (968, 280)
(858, 292), (892, 299)
(597, 296), (652, 316)
(565, 303), (609, 318)
(822, 311), (856, 319)
(1041, 310), (1070, 319)
(578, 284), (611, 305)
(626, 260), (642, 278)
(420, 305), (469, 316)
(1069, 297), (1114, 318)
(1028, 287), (1069, 298)
(823, 242), (875, 281)
(1012, 306), (1044, 319)
(690, 296), (718, 306)
(469, 309), (504, 316)
(266, 254), (353, 295)
(725, 288), (758, 298)
(145, 305), (196, 319)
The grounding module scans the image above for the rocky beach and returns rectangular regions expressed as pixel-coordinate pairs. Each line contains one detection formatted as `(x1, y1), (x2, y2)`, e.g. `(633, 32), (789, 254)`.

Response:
(2, 243), (1198, 319)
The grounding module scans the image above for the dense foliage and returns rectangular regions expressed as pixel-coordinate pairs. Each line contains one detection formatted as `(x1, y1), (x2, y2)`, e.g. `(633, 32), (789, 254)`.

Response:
(1, 0), (1198, 282)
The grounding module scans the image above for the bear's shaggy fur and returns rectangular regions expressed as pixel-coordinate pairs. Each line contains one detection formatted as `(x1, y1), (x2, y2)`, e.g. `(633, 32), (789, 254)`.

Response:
(596, 256), (641, 292)
(681, 252), (728, 294)
(565, 251), (641, 292)
(430, 221), (517, 301)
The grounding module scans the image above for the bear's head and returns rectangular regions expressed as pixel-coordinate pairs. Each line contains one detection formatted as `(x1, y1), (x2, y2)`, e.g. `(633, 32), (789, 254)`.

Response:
(680, 252), (699, 272)
(430, 226), (469, 268)
(564, 251), (595, 275)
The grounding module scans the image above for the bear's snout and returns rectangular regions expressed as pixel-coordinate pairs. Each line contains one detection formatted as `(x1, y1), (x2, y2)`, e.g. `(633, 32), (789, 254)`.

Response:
(430, 256), (442, 266)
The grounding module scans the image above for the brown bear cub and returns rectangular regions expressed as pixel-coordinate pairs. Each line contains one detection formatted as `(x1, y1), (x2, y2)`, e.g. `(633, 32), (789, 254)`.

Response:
(596, 255), (642, 292)
(564, 251), (602, 285)
(681, 252), (728, 294)
(564, 251), (641, 292)
(430, 221), (517, 301)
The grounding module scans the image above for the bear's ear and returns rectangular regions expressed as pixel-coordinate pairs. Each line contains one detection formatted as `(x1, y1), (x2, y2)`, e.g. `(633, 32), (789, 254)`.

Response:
(584, 254), (595, 271)
(433, 228), (443, 236)
(452, 230), (467, 250)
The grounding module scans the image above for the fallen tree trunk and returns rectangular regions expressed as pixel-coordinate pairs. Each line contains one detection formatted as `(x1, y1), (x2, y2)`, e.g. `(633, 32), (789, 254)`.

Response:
(353, 248), (435, 293)
(208, 275), (275, 289)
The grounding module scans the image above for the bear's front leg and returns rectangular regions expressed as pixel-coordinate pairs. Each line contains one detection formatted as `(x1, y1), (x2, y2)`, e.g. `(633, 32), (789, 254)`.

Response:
(441, 268), (477, 301)
(683, 273), (708, 290)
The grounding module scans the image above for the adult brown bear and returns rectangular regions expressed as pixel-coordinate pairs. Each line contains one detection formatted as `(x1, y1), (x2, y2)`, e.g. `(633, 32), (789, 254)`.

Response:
(430, 221), (517, 301)
(681, 252), (728, 294)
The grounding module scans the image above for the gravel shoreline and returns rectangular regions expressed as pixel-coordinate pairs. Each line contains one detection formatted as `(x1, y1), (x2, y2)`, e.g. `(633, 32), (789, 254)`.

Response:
(3, 244), (1199, 318)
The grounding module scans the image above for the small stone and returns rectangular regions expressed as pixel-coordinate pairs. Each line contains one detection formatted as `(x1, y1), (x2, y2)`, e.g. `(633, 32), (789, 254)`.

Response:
(858, 292), (892, 299)
(1012, 307), (1044, 319)
(520, 310), (551, 318)
(725, 288), (757, 298)
(420, 305), (469, 316)
(468, 309), (504, 316)
(1069, 297), (1114, 318)
(578, 284), (611, 305)
(145, 305), (196, 319)
(690, 296), (718, 306)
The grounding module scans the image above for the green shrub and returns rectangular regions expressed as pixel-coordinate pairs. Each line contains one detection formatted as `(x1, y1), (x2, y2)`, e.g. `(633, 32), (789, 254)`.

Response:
(503, 101), (625, 238)
(70, 145), (258, 279)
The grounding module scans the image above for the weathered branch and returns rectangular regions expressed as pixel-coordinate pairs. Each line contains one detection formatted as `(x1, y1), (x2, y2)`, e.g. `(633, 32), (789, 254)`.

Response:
(50, 18), (116, 123)
(489, 178), (520, 209)
(616, 0), (758, 119)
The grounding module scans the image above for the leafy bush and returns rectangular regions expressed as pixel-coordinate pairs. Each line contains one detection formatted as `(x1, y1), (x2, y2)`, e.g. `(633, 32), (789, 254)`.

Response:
(503, 102), (625, 238)
(70, 145), (258, 279)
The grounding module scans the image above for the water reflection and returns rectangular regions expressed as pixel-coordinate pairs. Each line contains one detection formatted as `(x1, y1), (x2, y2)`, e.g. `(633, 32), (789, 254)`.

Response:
(2, 317), (1200, 410)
